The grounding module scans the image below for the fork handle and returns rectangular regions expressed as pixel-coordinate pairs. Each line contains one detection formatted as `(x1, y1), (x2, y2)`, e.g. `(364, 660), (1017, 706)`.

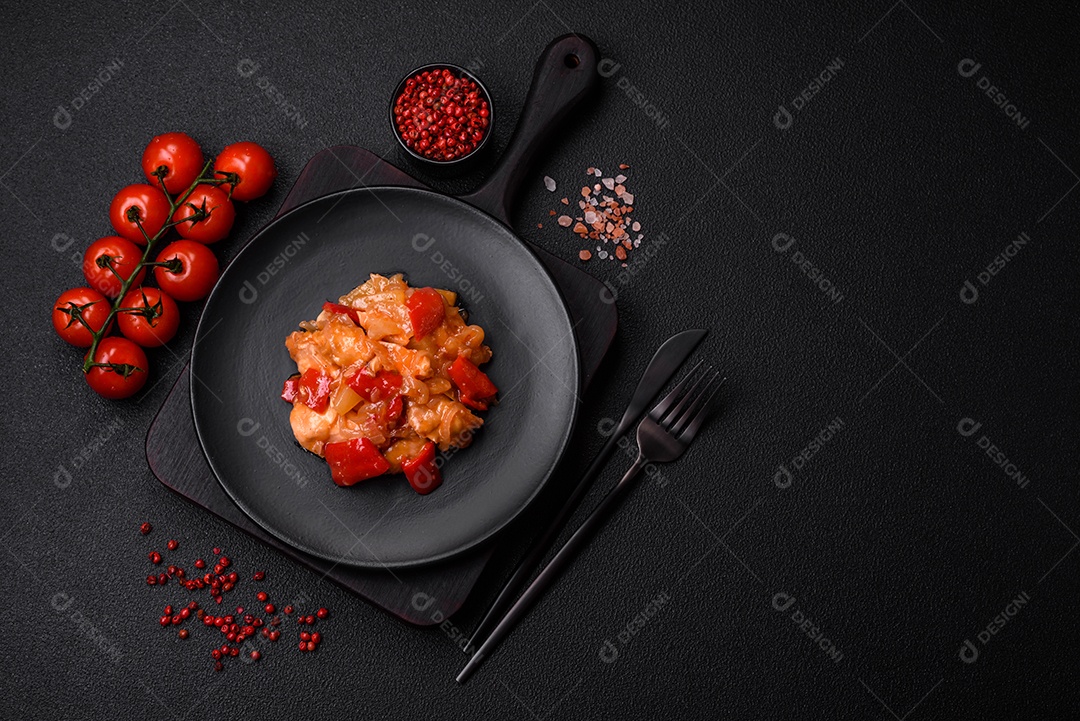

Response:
(467, 431), (624, 649)
(456, 454), (648, 683)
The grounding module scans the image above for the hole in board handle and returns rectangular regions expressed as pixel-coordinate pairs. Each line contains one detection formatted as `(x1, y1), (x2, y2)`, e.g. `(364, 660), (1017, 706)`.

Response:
(564, 54), (580, 68)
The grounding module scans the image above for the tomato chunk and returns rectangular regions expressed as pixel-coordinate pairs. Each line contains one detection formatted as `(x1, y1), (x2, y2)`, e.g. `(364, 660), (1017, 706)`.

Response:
(297, 368), (331, 412)
(324, 437), (390, 486)
(402, 441), (441, 495)
(322, 301), (360, 325)
(406, 287), (445, 340)
(281, 375), (299, 403)
(384, 395), (404, 425)
(447, 356), (497, 409)
(459, 394), (490, 412)
(346, 368), (403, 402)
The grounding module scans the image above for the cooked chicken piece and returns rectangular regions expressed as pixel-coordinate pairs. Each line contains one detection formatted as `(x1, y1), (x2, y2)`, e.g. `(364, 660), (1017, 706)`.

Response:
(406, 395), (482, 451)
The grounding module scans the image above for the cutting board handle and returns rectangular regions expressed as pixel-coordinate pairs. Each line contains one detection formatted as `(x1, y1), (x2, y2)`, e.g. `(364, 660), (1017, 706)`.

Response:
(460, 34), (599, 225)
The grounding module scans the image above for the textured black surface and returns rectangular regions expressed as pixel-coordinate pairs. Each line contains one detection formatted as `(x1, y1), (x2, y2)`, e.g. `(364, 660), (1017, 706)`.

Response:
(2, 2), (1078, 719)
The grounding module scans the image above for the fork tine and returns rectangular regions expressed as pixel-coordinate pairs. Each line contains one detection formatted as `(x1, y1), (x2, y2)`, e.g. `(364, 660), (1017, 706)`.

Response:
(649, 361), (703, 421)
(657, 364), (712, 426)
(676, 376), (725, 443)
(668, 371), (719, 436)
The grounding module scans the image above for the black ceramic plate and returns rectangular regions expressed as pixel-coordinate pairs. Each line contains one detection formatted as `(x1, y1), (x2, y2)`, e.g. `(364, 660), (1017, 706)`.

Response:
(190, 187), (580, 568)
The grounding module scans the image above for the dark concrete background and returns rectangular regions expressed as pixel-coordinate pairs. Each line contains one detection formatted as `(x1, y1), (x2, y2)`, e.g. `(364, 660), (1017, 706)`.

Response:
(1, 1), (1077, 718)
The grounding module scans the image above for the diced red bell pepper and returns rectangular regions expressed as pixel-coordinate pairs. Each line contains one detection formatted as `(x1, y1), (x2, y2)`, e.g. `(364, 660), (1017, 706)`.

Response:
(447, 356), (497, 409)
(384, 395), (403, 425)
(459, 394), (489, 412)
(346, 368), (403, 402)
(281, 375), (300, 403)
(402, 441), (441, 495)
(406, 287), (445, 340)
(323, 437), (390, 486)
(297, 368), (331, 412)
(322, 301), (361, 325)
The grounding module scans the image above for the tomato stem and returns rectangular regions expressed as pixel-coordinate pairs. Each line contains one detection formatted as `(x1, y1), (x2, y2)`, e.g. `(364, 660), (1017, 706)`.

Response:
(141, 258), (183, 273)
(96, 254), (127, 285)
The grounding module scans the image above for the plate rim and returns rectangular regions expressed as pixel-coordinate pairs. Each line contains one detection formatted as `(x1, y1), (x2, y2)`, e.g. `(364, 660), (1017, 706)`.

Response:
(190, 185), (582, 568)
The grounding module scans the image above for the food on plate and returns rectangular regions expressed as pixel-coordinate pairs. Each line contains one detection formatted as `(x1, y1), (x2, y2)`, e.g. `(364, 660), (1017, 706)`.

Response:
(282, 273), (499, 494)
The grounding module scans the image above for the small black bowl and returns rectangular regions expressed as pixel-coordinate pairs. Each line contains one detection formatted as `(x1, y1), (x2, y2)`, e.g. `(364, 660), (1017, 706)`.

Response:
(389, 63), (495, 174)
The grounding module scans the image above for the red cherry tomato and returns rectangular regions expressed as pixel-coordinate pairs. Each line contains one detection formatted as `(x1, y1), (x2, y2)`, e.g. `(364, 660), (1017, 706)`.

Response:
(173, 184), (235, 244)
(117, 287), (180, 347)
(141, 132), (204, 194)
(406, 287), (445, 340)
(153, 240), (219, 302)
(214, 142), (277, 201)
(109, 184), (170, 245)
(85, 337), (149, 399)
(82, 236), (146, 298)
(52, 287), (112, 347)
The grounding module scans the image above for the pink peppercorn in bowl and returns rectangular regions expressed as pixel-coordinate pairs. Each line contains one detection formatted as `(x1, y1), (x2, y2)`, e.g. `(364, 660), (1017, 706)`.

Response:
(389, 63), (494, 171)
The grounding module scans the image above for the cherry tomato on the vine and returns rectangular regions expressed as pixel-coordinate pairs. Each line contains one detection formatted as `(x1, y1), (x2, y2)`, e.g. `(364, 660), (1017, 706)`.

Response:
(84, 337), (148, 399)
(52, 287), (112, 347)
(173, 184), (235, 244)
(141, 132), (204, 194)
(214, 142), (277, 202)
(82, 236), (146, 298)
(109, 184), (171, 245)
(117, 287), (180, 347)
(153, 240), (219, 302)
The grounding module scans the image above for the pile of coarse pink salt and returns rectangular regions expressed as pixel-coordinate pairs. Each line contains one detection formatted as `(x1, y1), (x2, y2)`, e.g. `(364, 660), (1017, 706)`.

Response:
(541, 165), (643, 265)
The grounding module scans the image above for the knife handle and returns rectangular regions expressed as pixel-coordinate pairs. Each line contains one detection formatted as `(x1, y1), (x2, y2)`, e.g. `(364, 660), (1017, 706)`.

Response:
(467, 428), (622, 649)
(458, 454), (647, 682)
